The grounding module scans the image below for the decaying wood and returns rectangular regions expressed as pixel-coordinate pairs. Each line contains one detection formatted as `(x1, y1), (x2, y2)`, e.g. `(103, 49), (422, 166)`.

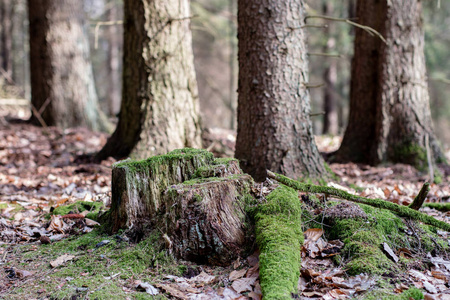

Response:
(409, 182), (430, 210)
(110, 149), (254, 265)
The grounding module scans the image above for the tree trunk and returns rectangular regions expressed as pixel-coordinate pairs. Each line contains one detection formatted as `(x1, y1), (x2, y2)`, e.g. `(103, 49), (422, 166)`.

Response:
(110, 148), (253, 265)
(235, 0), (327, 182)
(96, 0), (201, 160)
(27, 0), (109, 131)
(322, 1), (339, 136)
(336, 0), (444, 169)
(0, 0), (14, 80)
(106, 1), (122, 117)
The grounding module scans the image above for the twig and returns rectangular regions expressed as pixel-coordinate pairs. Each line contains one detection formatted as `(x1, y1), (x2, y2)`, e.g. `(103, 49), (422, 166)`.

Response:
(304, 83), (325, 89)
(30, 103), (48, 129)
(267, 170), (450, 232)
(93, 20), (124, 49)
(305, 15), (386, 44)
(310, 111), (325, 117)
(308, 52), (342, 58)
(409, 182), (430, 210)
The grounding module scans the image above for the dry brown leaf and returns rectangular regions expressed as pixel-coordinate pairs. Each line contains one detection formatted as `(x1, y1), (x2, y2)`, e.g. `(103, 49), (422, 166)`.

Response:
(229, 268), (247, 281)
(155, 283), (189, 300)
(246, 262), (259, 279)
(47, 215), (67, 233)
(304, 228), (324, 244)
(85, 218), (100, 227)
(50, 254), (75, 268)
(231, 277), (256, 293)
(188, 271), (215, 286)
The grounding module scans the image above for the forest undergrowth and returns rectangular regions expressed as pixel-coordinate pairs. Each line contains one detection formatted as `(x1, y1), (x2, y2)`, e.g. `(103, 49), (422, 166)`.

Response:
(1, 120), (450, 299)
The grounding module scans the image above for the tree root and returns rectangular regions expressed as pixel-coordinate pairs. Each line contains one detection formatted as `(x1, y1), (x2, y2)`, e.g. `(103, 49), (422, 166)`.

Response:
(267, 170), (450, 232)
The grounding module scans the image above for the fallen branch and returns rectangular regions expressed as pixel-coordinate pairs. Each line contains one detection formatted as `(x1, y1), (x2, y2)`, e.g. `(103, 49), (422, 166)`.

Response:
(267, 170), (450, 232)
(409, 183), (430, 210)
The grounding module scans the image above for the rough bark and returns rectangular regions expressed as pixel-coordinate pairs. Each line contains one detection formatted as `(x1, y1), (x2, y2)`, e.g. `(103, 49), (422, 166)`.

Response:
(0, 0), (14, 80)
(110, 149), (253, 265)
(235, 0), (327, 182)
(322, 1), (339, 135)
(27, 0), (109, 131)
(96, 0), (201, 161)
(336, 0), (444, 168)
(106, 1), (122, 117)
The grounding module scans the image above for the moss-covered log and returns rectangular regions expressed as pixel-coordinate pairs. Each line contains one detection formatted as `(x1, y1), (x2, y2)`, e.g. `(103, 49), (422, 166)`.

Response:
(268, 170), (450, 232)
(254, 185), (303, 299)
(110, 148), (253, 265)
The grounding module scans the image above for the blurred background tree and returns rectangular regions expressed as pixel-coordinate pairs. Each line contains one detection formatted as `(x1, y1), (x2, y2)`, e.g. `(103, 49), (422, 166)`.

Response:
(1, 0), (450, 149)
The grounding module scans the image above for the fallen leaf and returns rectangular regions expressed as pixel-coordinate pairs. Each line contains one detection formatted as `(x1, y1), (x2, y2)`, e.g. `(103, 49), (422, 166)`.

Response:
(231, 277), (256, 293)
(50, 254), (75, 268)
(229, 268), (247, 281)
(136, 282), (159, 295)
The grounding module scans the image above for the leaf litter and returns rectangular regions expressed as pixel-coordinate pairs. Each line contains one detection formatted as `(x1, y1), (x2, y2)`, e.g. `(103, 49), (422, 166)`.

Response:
(0, 123), (450, 298)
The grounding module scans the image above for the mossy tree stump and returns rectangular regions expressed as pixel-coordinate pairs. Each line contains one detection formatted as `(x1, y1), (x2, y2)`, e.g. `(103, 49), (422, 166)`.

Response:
(110, 148), (254, 265)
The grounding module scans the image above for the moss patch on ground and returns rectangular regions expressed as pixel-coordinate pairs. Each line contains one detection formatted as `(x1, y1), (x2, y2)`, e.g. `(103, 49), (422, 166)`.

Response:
(325, 202), (448, 275)
(253, 185), (303, 299)
(424, 202), (450, 212)
(52, 201), (104, 220)
(4, 229), (177, 299)
(363, 287), (424, 299)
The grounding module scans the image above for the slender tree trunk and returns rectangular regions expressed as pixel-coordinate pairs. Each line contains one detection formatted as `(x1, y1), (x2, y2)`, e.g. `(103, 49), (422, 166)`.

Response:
(336, 0), (444, 168)
(106, 1), (122, 117)
(96, 0), (201, 160)
(27, 0), (109, 131)
(235, 0), (327, 182)
(322, 1), (338, 135)
(0, 0), (14, 80)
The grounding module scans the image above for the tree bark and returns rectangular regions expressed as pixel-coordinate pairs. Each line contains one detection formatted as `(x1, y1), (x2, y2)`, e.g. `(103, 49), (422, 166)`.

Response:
(27, 0), (109, 131)
(106, 1), (122, 117)
(336, 0), (444, 168)
(96, 0), (201, 160)
(0, 0), (14, 80)
(322, 1), (339, 136)
(235, 0), (327, 182)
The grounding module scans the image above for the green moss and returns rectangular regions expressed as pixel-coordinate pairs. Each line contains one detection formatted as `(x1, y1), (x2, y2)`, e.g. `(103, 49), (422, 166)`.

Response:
(363, 287), (423, 300)
(13, 229), (175, 299)
(213, 157), (239, 165)
(348, 183), (365, 193)
(114, 148), (214, 174)
(270, 171), (450, 232)
(254, 185), (302, 299)
(424, 202), (450, 212)
(52, 201), (103, 220)
(434, 169), (443, 184)
(392, 142), (427, 171)
(328, 204), (405, 275)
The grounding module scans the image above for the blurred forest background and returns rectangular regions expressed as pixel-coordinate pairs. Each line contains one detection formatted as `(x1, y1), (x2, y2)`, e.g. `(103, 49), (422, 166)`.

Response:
(1, 0), (450, 145)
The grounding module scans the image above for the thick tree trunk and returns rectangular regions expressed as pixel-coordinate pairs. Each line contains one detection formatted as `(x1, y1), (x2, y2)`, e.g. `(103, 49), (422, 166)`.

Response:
(96, 0), (201, 160)
(110, 149), (253, 265)
(235, 0), (327, 182)
(0, 0), (14, 80)
(336, 0), (444, 169)
(106, 1), (122, 117)
(27, 0), (109, 131)
(322, 1), (339, 136)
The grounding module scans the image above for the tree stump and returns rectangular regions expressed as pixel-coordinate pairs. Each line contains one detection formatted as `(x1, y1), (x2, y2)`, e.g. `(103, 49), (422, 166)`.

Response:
(110, 148), (254, 265)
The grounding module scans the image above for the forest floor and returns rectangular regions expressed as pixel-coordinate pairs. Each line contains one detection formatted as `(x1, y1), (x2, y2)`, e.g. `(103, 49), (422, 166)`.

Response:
(0, 119), (450, 299)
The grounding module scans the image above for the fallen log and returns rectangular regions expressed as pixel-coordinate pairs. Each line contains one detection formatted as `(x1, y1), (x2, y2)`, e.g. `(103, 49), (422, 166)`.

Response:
(267, 170), (450, 232)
